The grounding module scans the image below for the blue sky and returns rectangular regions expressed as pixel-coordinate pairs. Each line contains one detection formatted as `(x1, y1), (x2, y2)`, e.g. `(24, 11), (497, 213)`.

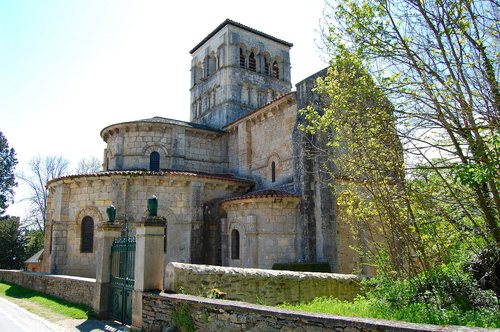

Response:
(0, 0), (327, 217)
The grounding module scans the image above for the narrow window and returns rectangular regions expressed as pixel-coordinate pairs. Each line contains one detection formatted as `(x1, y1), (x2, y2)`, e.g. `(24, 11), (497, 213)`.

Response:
(249, 52), (256, 72)
(239, 48), (245, 68)
(264, 57), (270, 75)
(272, 61), (279, 79)
(231, 229), (240, 260)
(81, 216), (94, 253)
(163, 225), (167, 253)
(271, 161), (276, 182)
(150, 151), (160, 172)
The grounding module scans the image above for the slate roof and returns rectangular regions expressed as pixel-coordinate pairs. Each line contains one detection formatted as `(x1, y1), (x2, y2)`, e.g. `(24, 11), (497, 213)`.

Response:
(190, 19), (293, 54)
(25, 249), (44, 264)
(221, 189), (301, 204)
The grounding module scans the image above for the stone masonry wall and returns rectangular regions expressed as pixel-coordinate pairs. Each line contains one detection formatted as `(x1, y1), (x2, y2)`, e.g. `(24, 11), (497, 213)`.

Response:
(165, 262), (362, 306)
(0, 270), (96, 311)
(142, 292), (480, 332)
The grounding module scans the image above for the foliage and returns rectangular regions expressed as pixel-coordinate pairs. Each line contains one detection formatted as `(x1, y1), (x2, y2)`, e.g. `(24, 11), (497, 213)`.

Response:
(281, 266), (499, 327)
(74, 156), (102, 174)
(24, 229), (44, 259)
(304, 0), (500, 297)
(0, 131), (17, 216)
(0, 216), (26, 269)
(0, 282), (93, 319)
(171, 303), (195, 332)
(18, 155), (69, 230)
(206, 288), (226, 299)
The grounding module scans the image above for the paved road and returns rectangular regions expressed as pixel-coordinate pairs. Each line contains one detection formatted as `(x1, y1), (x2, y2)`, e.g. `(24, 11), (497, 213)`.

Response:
(0, 297), (129, 332)
(0, 297), (61, 332)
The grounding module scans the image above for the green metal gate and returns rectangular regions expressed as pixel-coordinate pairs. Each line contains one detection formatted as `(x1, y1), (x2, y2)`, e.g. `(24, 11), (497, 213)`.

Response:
(109, 228), (135, 325)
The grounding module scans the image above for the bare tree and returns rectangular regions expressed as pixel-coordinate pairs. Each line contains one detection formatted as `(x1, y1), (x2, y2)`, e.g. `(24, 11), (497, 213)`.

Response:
(75, 156), (102, 174)
(18, 155), (69, 231)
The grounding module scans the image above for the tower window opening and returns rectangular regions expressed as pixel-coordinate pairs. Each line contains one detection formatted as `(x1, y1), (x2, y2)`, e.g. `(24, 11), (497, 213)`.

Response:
(272, 61), (280, 79)
(264, 57), (270, 75)
(239, 48), (245, 68)
(249, 52), (256, 72)
(150, 151), (160, 172)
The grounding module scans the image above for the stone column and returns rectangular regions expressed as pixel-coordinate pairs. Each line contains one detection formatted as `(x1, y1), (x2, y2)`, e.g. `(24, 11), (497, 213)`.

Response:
(94, 222), (122, 317)
(132, 217), (165, 328)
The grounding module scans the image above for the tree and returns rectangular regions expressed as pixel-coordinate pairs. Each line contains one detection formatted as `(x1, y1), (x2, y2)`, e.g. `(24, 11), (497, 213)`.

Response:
(75, 156), (102, 174)
(321, 0), (499, 244)
(18, 155), (69, 231)
(302, 0), (499, 294)
(0, 131), (17, 216)
(0, 216), (26, 269)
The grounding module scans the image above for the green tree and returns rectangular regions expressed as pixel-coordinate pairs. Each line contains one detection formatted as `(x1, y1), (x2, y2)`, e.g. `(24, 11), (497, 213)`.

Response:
(302, 0), (499, 295)
(0, 131), (17, 216)
(0, 216), (26, 269)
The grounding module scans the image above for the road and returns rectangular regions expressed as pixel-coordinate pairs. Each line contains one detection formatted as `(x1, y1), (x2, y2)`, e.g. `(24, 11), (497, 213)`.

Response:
(0, 297), (62, 332)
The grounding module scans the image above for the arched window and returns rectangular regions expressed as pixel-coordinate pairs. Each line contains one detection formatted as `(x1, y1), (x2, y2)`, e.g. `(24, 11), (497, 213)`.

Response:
(272, 61), (280, 79)
(271, 161), (276, 183)
(264, 57), (270, 75)
(249, 52), (256, 72)
(81, 216), (94, 253)
(150, 151), (160, 172)
(239, 48), (245, 68)
(231, 229), (240, 260)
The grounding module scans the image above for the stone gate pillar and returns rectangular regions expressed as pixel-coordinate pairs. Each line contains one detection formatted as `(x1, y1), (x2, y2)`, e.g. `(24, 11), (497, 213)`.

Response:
(132, 217), (165, 328)
(94, 222), (122, 317)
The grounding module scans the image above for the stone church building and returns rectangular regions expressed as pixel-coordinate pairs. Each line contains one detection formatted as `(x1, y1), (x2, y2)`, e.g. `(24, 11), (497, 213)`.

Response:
(42, 19), (364, 279)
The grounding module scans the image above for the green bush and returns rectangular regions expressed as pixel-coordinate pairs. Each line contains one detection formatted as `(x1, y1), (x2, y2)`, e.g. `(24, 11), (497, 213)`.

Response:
(272, 262), (331, 273)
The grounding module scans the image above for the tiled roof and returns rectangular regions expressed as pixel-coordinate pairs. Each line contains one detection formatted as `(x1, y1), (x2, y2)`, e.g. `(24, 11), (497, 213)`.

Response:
(223, 92), (296, 129)
(190, 19), (293, 54)
(100, 116), (223, 139)
(221, 189), (301, 204)
(46, 169), (255, 187)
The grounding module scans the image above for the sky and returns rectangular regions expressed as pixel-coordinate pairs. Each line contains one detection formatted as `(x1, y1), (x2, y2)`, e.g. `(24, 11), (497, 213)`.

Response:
(0, 0), (329, 218)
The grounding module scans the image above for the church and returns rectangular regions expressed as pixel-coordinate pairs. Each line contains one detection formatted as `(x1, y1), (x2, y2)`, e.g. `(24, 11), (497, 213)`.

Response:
(41, 19), (366, 279)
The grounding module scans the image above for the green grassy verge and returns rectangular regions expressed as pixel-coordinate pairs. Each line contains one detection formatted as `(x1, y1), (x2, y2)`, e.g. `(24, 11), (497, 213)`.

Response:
(280, 296), (500, 328)
(0, 282), (94, 319)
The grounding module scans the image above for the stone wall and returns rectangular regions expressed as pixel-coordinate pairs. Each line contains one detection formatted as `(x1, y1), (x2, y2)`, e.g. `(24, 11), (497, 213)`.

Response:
(226, 93), (297, 189)
(165, 262), (362, 306)
(102, 120), (227, 174)
(43, 172), (253, 278)
(0, 270), (96, 311)
(221, 197), (300, 269)
(142, 292), (479, 332)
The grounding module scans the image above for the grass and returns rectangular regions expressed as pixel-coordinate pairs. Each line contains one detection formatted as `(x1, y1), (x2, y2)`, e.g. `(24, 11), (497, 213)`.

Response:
(0, 281), (94, 320)
(279, 296), (500, 328)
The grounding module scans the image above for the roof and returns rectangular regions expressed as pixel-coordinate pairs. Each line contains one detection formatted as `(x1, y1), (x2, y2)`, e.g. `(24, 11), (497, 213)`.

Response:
(221, 189), (301, 204)
(100, 116), (223, 139)
(25, 249), (44, 264)
(190, 19), (293, 54)
(224, 92), (296, 129)
(46, 169), (255, 187)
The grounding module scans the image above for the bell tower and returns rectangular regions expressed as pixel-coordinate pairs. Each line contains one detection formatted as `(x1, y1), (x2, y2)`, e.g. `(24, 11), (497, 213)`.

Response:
(189, 19), (293, 129)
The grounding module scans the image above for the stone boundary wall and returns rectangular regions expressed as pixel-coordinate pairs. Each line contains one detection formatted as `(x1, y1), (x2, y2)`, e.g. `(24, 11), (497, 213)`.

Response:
(142, 292), (482, 332)
(0, 270), (96, 310)
(166, 262), (362, 305)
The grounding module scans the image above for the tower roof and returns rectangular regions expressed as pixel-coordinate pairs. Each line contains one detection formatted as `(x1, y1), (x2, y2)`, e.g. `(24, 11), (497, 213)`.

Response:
(190, 19), (293, 54)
